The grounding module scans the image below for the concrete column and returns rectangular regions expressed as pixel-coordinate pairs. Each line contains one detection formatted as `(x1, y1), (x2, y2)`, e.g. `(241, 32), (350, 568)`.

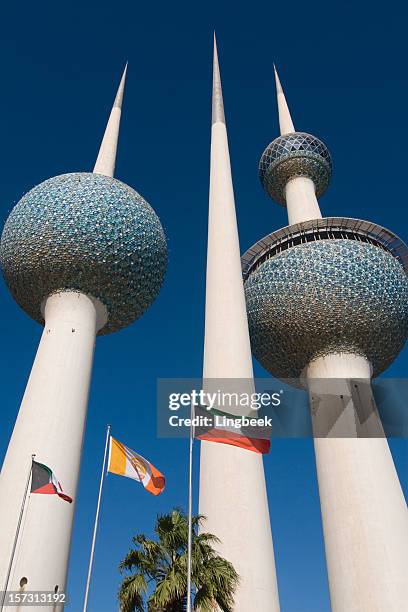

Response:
(285, 176), (322, 225)
(202, 124), (254, 379)
(306, 353), (408, 612)
(0, 291), (106, 609)
(199, 44), (280, 606)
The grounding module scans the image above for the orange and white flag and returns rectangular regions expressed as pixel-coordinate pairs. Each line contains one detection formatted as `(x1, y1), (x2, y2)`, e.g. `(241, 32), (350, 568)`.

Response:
(107, 437), (165, 496)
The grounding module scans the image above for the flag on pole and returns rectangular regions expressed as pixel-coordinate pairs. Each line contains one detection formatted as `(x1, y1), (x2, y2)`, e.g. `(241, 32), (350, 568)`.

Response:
(31, 460), (73, 503)
(195, 406), (271, 454)
(107, 437), (165, 496)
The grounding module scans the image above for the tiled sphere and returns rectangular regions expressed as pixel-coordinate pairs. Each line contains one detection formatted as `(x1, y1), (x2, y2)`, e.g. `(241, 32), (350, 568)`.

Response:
(259, 132), (332, 205)
(0, 173), (168, 334)
(244, 240), (408, 380)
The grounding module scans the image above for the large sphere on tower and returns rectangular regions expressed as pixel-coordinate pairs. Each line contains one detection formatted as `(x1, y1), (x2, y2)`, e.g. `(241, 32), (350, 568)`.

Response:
(243, 222), (408, 380)
(0, 172), (168, 334)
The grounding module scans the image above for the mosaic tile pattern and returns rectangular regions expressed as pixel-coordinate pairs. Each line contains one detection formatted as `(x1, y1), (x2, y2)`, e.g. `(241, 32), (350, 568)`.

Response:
(0, 173), (168, 334)
(244, 240), (408, 379)
(259, 132), (332, 205)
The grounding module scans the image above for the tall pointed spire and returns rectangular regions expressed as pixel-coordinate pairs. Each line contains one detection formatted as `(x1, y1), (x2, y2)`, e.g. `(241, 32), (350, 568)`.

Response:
(199, 35), (281, 611)
(93, 63), (128, 178)
(274, 64), (295, 135)
(264, 64), (323, 224)
(212, 33), (225, 125)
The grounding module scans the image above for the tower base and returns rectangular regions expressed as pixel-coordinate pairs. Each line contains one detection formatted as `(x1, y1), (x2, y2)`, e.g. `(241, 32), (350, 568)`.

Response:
(307, 353), (408, 612)
(0, 291), (105, 610)
(199, 440), (280, 611)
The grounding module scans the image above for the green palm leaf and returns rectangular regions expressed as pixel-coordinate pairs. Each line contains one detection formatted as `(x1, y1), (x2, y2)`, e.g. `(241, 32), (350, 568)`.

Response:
(118, 509), (239, 611)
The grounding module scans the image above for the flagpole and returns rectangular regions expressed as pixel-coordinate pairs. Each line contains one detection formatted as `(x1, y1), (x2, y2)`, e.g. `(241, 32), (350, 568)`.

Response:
(0, 454), (35, 612)
(186, 401), (195, 612)
(83, 424), (111, 612)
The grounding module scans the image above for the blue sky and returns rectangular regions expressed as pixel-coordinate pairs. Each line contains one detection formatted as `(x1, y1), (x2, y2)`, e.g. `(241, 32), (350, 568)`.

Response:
(0, 0), (407, 610)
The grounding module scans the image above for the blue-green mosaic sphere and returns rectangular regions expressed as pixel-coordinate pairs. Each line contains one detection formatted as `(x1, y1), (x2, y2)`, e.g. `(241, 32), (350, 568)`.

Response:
(0, 173), (168, 334)
(259, 132), (332, 205)
(245, 240), (408, 379)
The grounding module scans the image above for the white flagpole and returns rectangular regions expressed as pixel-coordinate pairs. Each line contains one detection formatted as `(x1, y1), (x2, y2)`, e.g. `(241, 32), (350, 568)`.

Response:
(186, 401), (195, 612)
(0, 454), (35, 612)
(83, 424), (111, 612)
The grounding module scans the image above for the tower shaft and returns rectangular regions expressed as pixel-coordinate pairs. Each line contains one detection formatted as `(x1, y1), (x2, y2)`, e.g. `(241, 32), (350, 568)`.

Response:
(198, 38), (280, 611)
(0, 292), (106, 608)
(274, 66), (323, 224)
(307, 353), (408, 612)
(285, 176), (322, 224)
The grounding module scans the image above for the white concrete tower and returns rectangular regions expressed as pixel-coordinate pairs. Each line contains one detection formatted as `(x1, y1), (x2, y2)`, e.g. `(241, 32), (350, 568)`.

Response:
(243, 67), (408, 611)
(198, 36), (280, 612)
(0, 65), (167, 608)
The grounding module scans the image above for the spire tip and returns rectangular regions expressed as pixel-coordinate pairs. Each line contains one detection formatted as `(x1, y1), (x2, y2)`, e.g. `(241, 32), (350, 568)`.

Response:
(93, 64), (127, 177)
(113, 63), (128, 110)
(273, 63), (283, 95)
(212, 33), (225, 125)
(273, 64), (295, 135)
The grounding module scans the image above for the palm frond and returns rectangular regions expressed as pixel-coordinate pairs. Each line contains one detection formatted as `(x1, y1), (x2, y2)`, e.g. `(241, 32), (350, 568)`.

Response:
(118, 574), (146, 612)
(118, 510), (239, 612)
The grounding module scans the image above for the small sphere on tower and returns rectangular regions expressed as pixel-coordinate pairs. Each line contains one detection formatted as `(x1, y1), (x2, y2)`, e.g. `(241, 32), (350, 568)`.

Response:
(259, 132), (332, 205)
(0, 172), (168, 334)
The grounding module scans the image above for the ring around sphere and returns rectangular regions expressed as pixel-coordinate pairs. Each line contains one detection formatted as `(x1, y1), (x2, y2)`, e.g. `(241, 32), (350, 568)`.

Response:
(0, 173), (168, 335)
(259, 132), (332, 205)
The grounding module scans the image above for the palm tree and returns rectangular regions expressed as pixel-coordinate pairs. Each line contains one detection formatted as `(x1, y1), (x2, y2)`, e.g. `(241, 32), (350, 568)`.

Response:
(118, 509), (239, 612)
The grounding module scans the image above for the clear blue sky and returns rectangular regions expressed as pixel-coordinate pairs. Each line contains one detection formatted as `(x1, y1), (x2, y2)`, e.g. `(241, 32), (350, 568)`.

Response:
(0, 1), (407, 610)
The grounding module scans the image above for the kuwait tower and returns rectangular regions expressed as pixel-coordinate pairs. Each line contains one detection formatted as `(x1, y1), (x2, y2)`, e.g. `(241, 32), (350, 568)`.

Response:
(0, 66), (167, 600)
(199, 37), (280, 611)
(242, 66), (408, 610)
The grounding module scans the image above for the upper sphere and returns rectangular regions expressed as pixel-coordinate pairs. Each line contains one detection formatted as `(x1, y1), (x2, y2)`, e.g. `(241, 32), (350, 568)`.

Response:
(259, 132), (332, 205)
(0, 173), (168, 334)
(244, 240), (408, 380)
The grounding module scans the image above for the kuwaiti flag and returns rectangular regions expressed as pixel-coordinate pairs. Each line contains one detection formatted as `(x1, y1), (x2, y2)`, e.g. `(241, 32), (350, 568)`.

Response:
(195, 405), (271, 454)
(107, 437), (165, 496)
(31, 461), (73, 503)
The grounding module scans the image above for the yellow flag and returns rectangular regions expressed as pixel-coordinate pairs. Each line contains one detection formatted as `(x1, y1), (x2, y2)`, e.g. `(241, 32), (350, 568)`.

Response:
(107, 437), (165, 496)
